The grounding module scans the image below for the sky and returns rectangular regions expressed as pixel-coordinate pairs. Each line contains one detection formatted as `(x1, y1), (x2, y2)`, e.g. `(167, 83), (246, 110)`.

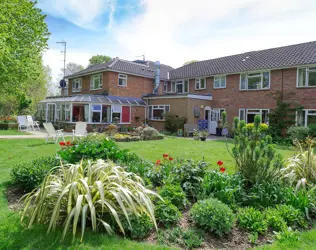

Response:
(38, 0), (316, 86)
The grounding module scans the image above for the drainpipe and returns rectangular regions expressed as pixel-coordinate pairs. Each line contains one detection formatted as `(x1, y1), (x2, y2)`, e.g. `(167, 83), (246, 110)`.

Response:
(153, 61), (160, 95)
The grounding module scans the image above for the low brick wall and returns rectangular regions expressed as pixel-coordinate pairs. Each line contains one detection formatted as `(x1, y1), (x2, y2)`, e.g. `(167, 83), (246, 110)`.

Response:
(0, 123), (18, 130)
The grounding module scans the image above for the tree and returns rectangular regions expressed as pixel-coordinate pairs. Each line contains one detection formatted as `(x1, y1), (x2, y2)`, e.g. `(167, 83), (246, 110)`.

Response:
(0, 0), (50, 95)
(59, 62), (84, 79)
(88, 55), (111, 66)
(183, 60), (198, 66)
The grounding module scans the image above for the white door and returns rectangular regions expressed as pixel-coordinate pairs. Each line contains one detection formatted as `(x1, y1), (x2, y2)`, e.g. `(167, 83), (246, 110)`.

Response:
(209, 109), (220, 134)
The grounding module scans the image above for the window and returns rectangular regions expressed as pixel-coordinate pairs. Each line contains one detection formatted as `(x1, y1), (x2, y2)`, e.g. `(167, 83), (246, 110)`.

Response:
(148, 105), (170, 120)
(170, 80), (189, 93)
(112, 105), (122, 123)
(296, 109), (316, 127)
(118, 74), (127, 87)
(195, 78), (206, 90)
(91, 104), (102, 123)
(239, 109), (269, 123)
(164, 82), (168, 92)
(102, 105), (111, 123)
(72, 78), (82, 92)
(90, 74), (102, 90)
(240, 72), (270, 90)
(213, 76), (226, 89)
(72, 104), (89, 122)
(213, 108), (226, 119)
(297, 67), (316, 87)
(60, 104), (70, 121)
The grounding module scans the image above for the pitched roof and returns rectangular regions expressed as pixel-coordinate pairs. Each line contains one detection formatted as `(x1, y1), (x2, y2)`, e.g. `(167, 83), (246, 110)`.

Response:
(66, 58), (173, 80)
(169, 41), (316, 79)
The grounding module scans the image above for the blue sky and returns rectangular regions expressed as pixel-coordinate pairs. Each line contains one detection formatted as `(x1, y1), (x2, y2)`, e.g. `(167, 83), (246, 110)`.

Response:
(38, 0), (316, 84)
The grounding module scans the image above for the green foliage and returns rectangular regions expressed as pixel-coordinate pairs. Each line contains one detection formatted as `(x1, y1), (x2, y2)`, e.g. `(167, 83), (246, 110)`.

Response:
(142, 126), (164, 140)
(231, 115), (283, 186)
(308, 124), (316, 137)
(237, 207), (268, 234)
(246, 123), (269, 133)
(11, 156), (61, 192)
(164, 112), (187, 133)
(264, 208), (287, 232)
(276, 205), (307, 228)
(158, 227), (204, 249)
(121, 213), (153, 239)
(88, 55), (112, 66)
(287, 126), (310, 142)
(249, 232), (259, 245)
(190, 198), (235, 236)
(158, 183), (187, 210)
(274, 228), (299, 243)
(21, 160), (158, 241)
(199, 171), (244, 208)
(155, 200), (182, 227)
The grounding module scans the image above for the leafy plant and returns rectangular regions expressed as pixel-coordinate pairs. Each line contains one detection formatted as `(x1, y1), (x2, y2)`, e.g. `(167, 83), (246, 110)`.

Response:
(276, 205), (307, 228)
(199, 130), (208, 138)
(274, 227), (299, 243)
(158, 183), (187, 210)
(230, 115), (283, 186)
(190, 198), (235, 236)
(142, 126), (164, 140)
(155, 200), (182, 227)
(248, 232), (259, 245)
(11, 156), (61, 192)
(237, 207), (268, 234)
(20, 160), (158, 241)
(164, 112), (187, 133)
(121, 213), (153, 239)
(182, 228), (204, 249)
(287, 126), (310, 142)
(264, 208), (287, 232)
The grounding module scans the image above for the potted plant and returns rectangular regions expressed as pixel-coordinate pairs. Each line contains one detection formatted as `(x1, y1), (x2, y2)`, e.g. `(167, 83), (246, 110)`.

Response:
(177, 128), (183, 137)
(199, 130), (208, 141)
(193, 129), (199, 140)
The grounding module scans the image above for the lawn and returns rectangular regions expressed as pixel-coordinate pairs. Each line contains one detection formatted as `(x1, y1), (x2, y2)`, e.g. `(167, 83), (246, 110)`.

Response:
(0, 129), (31, 135)
(0, 138), (315, 250)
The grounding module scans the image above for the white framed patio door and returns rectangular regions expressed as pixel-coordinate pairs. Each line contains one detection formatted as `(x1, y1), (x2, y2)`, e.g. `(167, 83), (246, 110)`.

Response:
(47, 103), (56, 122)
(209, 109), (220, 134)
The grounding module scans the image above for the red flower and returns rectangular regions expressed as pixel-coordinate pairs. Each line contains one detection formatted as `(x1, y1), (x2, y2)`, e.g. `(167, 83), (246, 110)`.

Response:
(59, 141), (65, 146)
(217, 160), (224, 166)
(169, 157), (174, 161)
(220, 167), (226, 173)
(66, 141), (71, 146)
(156, 160), (161, 165)
(163, 154), (169, 158)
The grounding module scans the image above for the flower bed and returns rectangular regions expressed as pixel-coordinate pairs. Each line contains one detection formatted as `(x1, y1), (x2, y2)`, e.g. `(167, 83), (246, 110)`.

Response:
(0, 116), (18, 130)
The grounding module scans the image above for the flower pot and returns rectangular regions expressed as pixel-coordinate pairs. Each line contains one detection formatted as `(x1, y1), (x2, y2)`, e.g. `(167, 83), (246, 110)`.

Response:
(216, 127), (223, 136)
(200, 137), (207, 141)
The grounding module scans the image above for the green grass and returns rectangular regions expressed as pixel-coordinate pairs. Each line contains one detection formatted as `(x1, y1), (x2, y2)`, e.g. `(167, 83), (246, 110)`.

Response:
(0, 129), (31, 135)
(118, 137), (295, 173)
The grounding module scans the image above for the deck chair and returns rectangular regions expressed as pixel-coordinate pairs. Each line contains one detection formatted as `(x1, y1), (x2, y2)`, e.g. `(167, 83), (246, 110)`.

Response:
(26, 116), (40, 131)
(17, 116), (30, 131)
(72, 122), (87, 141)
(43, 122), (65, 143)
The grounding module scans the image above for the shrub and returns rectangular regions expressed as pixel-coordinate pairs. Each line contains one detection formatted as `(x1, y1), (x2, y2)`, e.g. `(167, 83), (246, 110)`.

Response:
(182, 229), (204, 249)
(287, 126), (310, 142)
(21, 160), (158, 241)
(246, 123), (269, 133)
(274, 228), (299, 243)
(158, 183), (187, 210)
(237, 207), (268, 234)
(308, 124), (316, 137)
(190, 198), (234, 236)
(231, 115), (283, 186)
(121, 213), (153, 239)
(264, 208), (287, 232)
(199, 171), (244, 209)
(164, 112), (187, 133)
(11, 156), (61, 192)
(276, 205), (307, 228)
(155, 200), (182, 227)
(142, 126), (164, 140)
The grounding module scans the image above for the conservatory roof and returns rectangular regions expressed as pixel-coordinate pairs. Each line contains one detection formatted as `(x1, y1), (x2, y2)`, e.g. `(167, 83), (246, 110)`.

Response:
(39, 95), (147, 106)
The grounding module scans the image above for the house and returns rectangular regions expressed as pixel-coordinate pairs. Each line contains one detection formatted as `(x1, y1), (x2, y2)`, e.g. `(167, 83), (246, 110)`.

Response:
(38, 41), (316, 133)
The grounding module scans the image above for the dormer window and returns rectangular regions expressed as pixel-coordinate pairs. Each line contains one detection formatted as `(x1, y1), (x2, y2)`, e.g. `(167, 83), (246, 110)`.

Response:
(118, 74), (127, 87)
(90, 74), (102, 90)
(72, 78), (82, 92)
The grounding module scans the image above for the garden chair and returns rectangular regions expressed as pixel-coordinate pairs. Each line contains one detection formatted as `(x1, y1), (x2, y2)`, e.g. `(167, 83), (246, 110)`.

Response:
(43, 122), (65, 143)
(72, 122), (87, 141)
(26, 115), (40, 131)
(17, 116), (30, 131)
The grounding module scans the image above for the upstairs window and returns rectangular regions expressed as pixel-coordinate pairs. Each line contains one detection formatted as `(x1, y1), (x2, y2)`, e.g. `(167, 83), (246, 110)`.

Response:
(195, 78), (206, 90)
(164, 82), (168, 92)
(72, 78), (82, 92)
(148, 105), (170, 121)
(118, 74), (127, 87)
(240, 72), (270, 90)
(297, 67), (316, 87)
(213, 76), (226, 89)
(90, 74), (102, 90)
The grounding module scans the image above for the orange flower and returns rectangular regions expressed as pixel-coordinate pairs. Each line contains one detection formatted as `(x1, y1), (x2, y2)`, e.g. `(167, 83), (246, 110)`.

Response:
(66, 141), (71, 146)
(59, 141), (65, 146)
(156, 160), (161, 165)
(163, 154), (168, 158)
(217, 160), (224, 166)
(169, 157), (174, 161)
(220, 167), (226, 173)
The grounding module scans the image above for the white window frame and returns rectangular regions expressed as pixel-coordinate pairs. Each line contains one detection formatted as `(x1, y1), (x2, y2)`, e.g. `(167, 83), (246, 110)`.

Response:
(195, 78), (206, 90)
(213, 108), (226, 119)
(111, 105), (122, 123)
(173, 79), (189, 94)
(164, 82), (168, 92)
(148, 105), (170, 121)
(296, 67), (316, 88)
(213, 75), (226, 89)
(91, 104), (102, 123)
(72, 78), (82, 92)
(239, 108), (270, 123)
(296, 109), (316, 127)
(90, 74), (102, 90)
(118, 74), (127, 87)
(239, 71), (270, 91)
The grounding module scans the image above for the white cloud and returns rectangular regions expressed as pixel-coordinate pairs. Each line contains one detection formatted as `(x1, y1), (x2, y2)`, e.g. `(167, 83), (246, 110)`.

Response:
(111, 0), (316, 68)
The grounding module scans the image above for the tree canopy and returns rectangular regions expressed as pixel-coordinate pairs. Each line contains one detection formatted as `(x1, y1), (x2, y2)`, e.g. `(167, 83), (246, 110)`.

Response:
(88, 55), (112, 66)
(183, 60), (198, 66)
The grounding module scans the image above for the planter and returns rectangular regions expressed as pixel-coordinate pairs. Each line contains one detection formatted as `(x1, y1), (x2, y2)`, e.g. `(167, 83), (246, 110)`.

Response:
(216, 127), (223, 136)
(0, 123), (18, 130)
(200, 137), (207, 141)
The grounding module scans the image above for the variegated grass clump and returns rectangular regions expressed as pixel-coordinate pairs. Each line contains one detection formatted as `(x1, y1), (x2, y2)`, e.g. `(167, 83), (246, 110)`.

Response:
(20, 160), (158, 241)
(281, 138), (316, 189)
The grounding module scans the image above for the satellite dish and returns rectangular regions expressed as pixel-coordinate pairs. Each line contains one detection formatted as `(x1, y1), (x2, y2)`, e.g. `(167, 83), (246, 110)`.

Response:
(59, 79), (66, 88)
